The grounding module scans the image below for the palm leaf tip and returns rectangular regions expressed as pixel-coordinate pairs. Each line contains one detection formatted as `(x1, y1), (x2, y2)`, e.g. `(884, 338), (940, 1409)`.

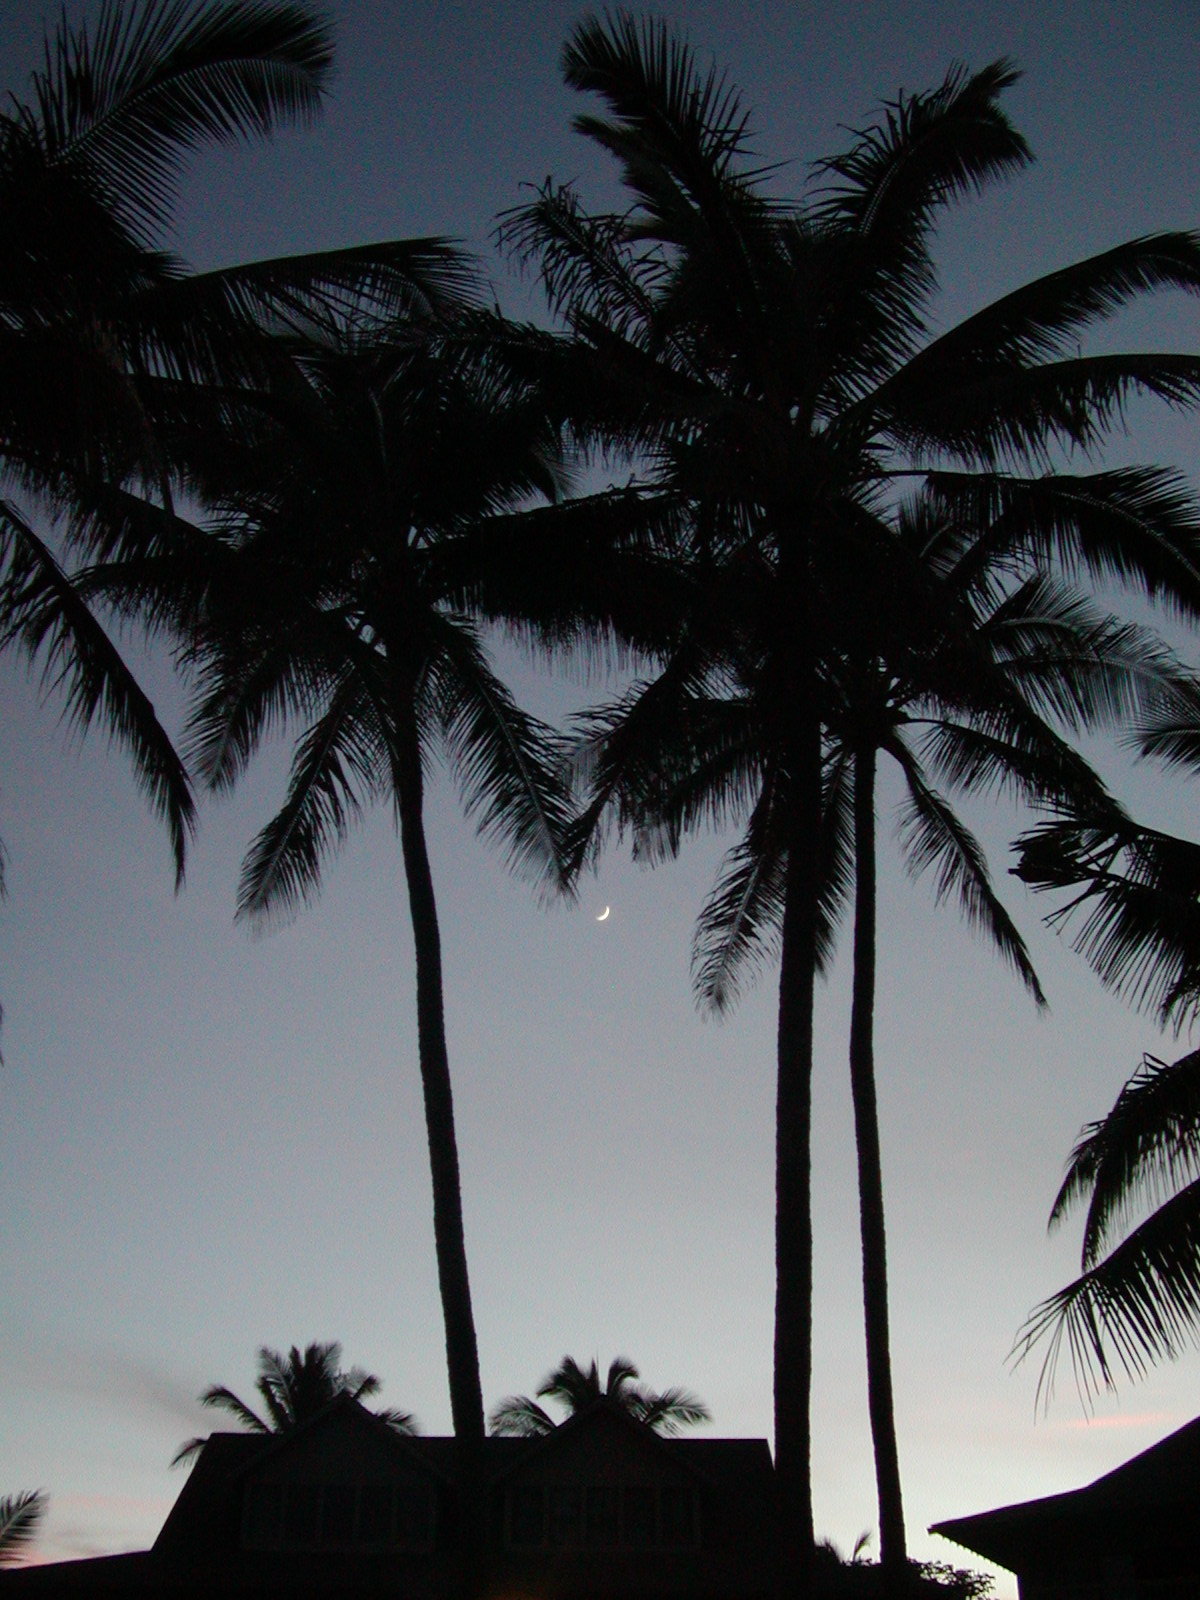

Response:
(0, 1490), (47, 1566)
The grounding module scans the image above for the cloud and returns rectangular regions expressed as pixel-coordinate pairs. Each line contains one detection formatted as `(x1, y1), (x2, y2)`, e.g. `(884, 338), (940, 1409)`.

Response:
(1, 1329), (207, 1433)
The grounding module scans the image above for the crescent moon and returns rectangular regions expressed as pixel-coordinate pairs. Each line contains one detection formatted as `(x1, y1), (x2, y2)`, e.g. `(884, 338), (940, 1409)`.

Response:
(596, 906), (611, 922)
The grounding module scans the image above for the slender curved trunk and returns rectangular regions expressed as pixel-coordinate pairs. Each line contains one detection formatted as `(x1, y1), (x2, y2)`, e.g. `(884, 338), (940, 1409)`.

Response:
(392, 694), (486, 1569)
(849, 747), (907, 1575)
(774, 531), (819, 1597)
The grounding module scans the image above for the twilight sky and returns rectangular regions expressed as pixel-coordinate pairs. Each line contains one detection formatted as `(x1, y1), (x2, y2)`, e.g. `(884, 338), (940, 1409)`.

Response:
(4, 0), (1200, 1589)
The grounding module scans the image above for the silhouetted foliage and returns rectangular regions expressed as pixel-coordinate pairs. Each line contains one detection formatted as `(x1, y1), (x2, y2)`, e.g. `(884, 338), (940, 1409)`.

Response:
(490, 1355), (710, 1436)
(0, 1491), (46, 1567)
(1015, 1045), (1200, 1403)
(173, 1341), (414, 1466)
(814, 1538), (993, 1600)
(1013, 802), (1200, 1027)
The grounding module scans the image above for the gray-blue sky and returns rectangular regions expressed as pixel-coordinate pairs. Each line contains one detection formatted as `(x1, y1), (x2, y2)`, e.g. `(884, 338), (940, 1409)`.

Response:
(3, 0), (1200, 1586)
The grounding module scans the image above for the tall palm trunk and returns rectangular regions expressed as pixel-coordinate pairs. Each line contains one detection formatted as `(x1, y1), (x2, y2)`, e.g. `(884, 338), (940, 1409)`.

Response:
(849, 746), (907, 1573)
(392, 693), (486, 1562)
(774, 535), (819, 1595)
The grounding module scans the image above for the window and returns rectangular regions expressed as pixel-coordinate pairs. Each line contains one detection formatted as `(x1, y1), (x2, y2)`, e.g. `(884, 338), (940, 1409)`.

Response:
(505, 1483), (699, 1550)
(242, 1481), (433, 1550)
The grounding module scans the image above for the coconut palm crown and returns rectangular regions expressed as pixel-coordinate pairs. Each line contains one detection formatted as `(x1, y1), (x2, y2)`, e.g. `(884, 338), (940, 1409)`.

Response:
(490, 1355), (710, 1437)
(172, 1341), (415, 1467)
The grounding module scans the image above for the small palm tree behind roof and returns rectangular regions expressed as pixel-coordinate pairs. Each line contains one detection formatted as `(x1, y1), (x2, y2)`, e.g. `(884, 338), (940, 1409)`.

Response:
(489, 1355), (710, 1437)
(173, 1340), (415, 1466)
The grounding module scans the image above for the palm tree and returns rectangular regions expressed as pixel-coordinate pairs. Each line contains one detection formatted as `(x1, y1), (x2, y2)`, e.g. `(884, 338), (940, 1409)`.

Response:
(813, 513), (1180, 1567)
(572, 494), (1178, 1568)
(173, 1340), (414, 1466)
(490, 1354), (710, 1437)
(0, 1491), (46, 1568)
(504, 17), (1200, 1583)
(1014, 1044), (1200, 1404)
(173, 309), (574, 1550)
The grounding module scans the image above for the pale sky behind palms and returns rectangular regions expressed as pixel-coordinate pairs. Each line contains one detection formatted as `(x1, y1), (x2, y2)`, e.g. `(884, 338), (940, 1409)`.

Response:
(3, 0), (1200, 1587)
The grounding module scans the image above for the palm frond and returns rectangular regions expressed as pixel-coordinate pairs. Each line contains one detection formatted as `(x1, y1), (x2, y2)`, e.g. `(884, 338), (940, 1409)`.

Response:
(977, 574), (1187, 733)
(632, 1385), (711, 1434)
(883, 353), (1200, 470)
(183, 609), (345, 795)
(198, 1382), (270, 1433)
(29, 0), (333, 245)
(497, 180), (662, 340)
(0, 1491), (46, 1567)
(375, 1407), (418, 1434)
(234, 668), (387, 926)
(810, 60), (1029, 370)
(1012, 813), (1200, 1024)
(892, 744), (1045, 1005)
(488, 1394), (556, 1437)
(563, 11), (764, 206)
(691, 808), (787, 1015)
(874, 232), (1200, 406)
(0, 498), (196, 885)
(422, 615), (575, 899)
(154, 237), (481, 371)
(1136, 676), (1200, 770)
(538, 1354), (606, 1410)
(1049, 1048), (1200, 1267)
(1015, 1176), (1200, 1408)
(925, 468), (1200, 619)
(812, 60), (1028, 238)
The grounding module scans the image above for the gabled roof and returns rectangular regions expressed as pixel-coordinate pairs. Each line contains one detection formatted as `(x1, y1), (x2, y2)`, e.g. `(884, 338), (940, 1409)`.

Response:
(493, 1396), (714, 1486)
(154, 1393), (448, 1559)
(489, 1396), (774, 1504)
(932, 1413), (1200, 1573)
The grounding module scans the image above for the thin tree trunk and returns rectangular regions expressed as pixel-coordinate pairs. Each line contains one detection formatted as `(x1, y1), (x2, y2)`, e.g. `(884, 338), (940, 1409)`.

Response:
(392, 697), (486, 1572)
(774, 535), (820, 1597)
(849, 746), (907, 1575)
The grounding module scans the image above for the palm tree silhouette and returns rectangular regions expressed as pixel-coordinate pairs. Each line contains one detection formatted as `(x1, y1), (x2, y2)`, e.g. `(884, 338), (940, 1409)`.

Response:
(817, 509), (1181, 1561)
(507, 15), (1200, 1580)
(177, 312), (573, 1529)
(490, 1355), (710, 1437)
(574, 497), (1175, 1562)
(173, 1341), (414, 1467)
(0, 1491), (46, 1567)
